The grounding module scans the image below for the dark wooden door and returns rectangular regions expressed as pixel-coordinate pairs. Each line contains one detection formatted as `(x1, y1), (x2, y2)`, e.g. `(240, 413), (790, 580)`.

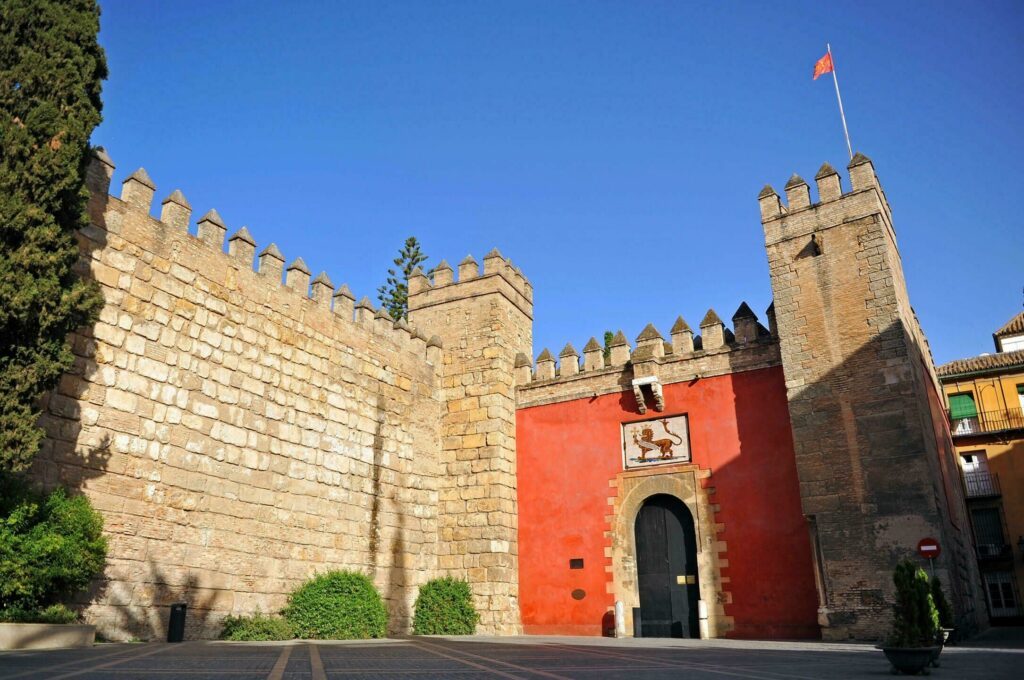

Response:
(634, 494), (699, 638)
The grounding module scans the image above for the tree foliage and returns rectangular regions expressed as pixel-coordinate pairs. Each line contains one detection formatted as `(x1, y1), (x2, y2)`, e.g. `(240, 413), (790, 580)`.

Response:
(0, 476), (107, 617)
(603, 331), (614, 363)
(377, 237), (428, 321)
(931, 575), (954, 629)
(0, 0), (107, 472)
(413, 577), (479, 635)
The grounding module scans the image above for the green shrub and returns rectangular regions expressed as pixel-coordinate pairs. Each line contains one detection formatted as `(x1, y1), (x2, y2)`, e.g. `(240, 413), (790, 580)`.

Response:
(283, 571), (387, 639)
(0, 603), (78, 624)
(413, 577), (479, 635)
(887, 559), (939, 647)
(0, 478), (107, 617)
(931, 576), (954, 629)
(219, 612), (294, 641)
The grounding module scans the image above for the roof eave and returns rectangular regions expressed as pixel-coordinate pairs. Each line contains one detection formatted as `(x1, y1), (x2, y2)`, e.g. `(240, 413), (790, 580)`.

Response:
(938, 362), (1024, 381)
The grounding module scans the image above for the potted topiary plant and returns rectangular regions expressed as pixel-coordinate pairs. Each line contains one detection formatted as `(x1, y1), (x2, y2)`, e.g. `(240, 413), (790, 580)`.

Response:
(880, 560), (940, 675)
(929, 575), (955, 666)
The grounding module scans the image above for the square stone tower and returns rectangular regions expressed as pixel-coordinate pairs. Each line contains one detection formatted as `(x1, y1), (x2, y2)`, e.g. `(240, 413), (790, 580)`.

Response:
(760, 155), (983, 639)
(407, 251), (532, 634)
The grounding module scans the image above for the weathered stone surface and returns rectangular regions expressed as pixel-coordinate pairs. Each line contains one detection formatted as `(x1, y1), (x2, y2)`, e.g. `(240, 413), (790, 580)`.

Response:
(34, 188), (444, 640)
(408, 251), (532, 635)
(761, 158), (985, 640)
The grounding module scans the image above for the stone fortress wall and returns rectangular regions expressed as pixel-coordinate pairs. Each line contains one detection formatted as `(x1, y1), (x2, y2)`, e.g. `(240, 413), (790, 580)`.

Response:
(30, 149), (526, 639)
(759, 155), (984, 639)
(407, 255), (533, 635)
(32, 147), (984, 641)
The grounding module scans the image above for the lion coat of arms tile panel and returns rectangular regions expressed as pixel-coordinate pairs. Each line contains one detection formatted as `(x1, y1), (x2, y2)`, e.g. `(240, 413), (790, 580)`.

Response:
(622, 414), (691, 469)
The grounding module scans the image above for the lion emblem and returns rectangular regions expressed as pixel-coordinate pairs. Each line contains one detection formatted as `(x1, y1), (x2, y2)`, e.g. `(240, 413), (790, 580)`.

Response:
(631, 419), (684, 462)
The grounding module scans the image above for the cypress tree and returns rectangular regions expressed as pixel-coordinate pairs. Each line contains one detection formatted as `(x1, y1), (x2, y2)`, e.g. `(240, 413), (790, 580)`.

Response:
(0, 1), (107, 472)
(377, 237), (429, 321)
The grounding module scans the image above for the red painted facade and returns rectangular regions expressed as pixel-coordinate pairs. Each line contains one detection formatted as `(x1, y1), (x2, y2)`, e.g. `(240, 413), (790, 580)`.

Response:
(516, 366), (820, 638)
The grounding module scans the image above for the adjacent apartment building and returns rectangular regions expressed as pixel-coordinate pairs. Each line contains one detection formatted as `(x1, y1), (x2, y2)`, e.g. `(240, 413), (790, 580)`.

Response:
(938, 309), (1024, 623)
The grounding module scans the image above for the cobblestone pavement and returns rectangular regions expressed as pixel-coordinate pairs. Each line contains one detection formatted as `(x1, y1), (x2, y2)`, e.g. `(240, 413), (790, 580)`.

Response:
(1, 634), (1020, 679)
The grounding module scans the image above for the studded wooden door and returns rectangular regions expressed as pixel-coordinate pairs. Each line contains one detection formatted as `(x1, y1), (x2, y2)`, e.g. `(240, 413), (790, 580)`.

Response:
(634, 494), (699, 637)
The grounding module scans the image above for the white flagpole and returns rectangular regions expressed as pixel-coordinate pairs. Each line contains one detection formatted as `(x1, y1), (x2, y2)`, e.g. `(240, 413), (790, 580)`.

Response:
(827, 43), (853, 160)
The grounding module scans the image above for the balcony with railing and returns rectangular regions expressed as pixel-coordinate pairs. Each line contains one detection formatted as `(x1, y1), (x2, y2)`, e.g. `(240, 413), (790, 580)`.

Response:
(977, 542), (1013, 562)
(963, 470), (1002, 498)
(948, 406), (1024, 437)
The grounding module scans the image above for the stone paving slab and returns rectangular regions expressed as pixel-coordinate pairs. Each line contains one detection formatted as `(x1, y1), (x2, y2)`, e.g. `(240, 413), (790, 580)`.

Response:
(1, 635), (1021, 679)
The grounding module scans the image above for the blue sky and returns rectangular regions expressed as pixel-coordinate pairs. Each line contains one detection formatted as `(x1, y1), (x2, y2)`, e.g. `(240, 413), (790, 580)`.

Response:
(94, 1), (1023, 365)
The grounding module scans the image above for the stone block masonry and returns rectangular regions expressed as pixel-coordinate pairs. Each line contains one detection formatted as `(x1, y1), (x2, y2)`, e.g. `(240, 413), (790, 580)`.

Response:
(760, 156), (985, 639)
(32, 147), (982, 643)
(407, 252), (533, 635)
(33, 150), (445, 640)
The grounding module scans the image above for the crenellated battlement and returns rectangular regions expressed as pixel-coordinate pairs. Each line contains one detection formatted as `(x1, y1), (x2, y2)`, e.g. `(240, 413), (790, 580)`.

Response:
(516, 302), (779, 409)
(85, 148), (442, 366)
(759, 153), (895, 251)
(407, 248), (533, 319)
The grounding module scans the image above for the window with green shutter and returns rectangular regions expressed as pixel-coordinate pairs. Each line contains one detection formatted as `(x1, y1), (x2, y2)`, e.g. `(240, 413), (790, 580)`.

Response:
(949, 393), (978, 419)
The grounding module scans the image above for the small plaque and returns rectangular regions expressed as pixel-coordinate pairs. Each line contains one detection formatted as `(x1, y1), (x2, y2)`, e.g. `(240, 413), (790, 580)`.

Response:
(623, 415), (690, 469)
(571, 589), (586, 600)
(569, 558), (584, 570)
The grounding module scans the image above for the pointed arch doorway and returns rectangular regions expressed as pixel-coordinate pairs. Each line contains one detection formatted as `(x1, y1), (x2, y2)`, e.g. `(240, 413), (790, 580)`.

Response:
(634, 494), (700, 637)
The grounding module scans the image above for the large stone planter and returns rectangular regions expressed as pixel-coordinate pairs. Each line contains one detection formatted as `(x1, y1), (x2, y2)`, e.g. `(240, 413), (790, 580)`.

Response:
(0, 623), (95, 650)
(881, 646), (939, 675)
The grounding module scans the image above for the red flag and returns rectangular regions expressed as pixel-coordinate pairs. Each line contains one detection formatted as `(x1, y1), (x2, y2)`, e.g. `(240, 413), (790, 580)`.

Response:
(813, 52), (833, 80)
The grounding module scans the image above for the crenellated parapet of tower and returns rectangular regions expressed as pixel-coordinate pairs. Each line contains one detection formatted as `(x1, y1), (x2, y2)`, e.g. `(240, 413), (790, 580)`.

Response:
(758, 153), (894, 265)
(406, 249), (532, 321)
(516, 302), (780, 410)
(84, 148), (443, 365)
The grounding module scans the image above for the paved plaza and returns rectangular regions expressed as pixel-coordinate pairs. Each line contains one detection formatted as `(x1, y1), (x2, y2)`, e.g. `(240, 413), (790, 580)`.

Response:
(2, 632), (1021, 680)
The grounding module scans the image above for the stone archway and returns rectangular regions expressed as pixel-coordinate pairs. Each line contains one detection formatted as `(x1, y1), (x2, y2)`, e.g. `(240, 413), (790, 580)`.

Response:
(606, 466), (732, 638)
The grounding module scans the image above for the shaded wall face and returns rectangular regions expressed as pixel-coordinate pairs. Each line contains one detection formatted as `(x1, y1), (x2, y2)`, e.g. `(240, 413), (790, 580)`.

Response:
(35, 195), (443, 640)
(921, 367), (983, 626)
(515, 366), (819, 639)
(763, 180), (984, 639)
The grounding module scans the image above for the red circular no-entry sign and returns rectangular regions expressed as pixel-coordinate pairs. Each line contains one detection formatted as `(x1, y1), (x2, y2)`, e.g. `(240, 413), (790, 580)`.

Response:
(917, 537), (941, 559)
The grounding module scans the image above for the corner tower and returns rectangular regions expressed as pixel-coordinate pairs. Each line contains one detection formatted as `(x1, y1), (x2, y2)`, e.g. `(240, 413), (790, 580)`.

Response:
(760, 155), (983, 639)
(408, 250), (532, 634)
